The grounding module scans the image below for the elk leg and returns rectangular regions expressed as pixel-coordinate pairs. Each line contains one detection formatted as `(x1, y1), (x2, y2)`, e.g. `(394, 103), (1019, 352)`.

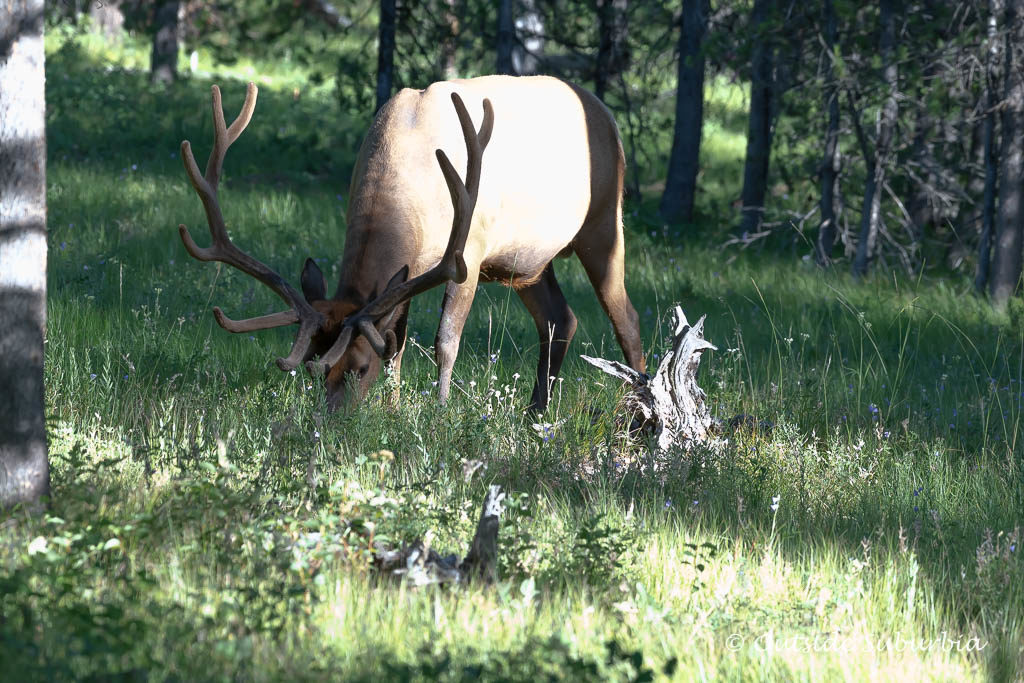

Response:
(516, 263), (578, 412)
(574, 221), (646, 374)
(434, 268), (480, 404)
(384, 305), (410, 407)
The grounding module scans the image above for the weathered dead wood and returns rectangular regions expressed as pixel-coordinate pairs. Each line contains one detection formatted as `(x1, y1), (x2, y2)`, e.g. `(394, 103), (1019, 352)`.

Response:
(373, 484), (505, 586)
(582, 306), (717, 452)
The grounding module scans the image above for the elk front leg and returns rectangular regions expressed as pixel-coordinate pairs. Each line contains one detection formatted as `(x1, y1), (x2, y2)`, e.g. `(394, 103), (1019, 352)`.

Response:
(434, 268), (480, 404)
(516, 263), (578, 412)
(384, 303), (410, 408)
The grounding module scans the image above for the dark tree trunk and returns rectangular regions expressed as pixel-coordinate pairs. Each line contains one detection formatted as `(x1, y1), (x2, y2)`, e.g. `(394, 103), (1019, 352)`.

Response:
(595, 0), (628, 101)
(150, 0), (179, 85)
(976, 0), (1003, 293)
(738, 0), (776, 236)
(852, 0), (899, 278)
(659, 0), (709, 224)
(442, 0), (458, 80)
(497, 0), (515, 75)
(815, 0), (841, 265)
(990, 0), (1024, 307)
(0, 0), (49, 511)
(376, 0), (396, 113)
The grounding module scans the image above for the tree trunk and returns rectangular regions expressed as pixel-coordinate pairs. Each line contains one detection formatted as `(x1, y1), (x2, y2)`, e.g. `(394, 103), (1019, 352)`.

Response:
(852, 0), (899, 278)
(0, 0), (49, 511)
(595, 0), (628, 101)
(89, 0), (124, 40)
(150, 0), (180, 85)
(738, 0), (776, 236)
(976, 0), (1003, 293)
(815, 0), (841, 265)
(659, 0), (709, 224)
(512, 0), (543, 75)
(442, 0), (458, 80)
(496, 0), (515, 75)
(990, 0), (1024, 307)
(376, 0), (396, 113)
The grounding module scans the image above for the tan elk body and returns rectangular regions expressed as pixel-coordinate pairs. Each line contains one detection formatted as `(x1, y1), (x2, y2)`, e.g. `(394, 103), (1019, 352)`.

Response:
(179, 76), (645, 411)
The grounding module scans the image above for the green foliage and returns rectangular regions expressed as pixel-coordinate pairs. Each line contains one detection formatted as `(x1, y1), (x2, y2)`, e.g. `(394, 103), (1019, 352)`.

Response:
(377, 636), (675, 682)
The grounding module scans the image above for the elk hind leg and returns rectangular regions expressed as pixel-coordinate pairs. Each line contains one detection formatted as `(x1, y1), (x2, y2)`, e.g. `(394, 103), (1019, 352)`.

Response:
(516, 263), (578, 412)
(574, 218), (645, 374)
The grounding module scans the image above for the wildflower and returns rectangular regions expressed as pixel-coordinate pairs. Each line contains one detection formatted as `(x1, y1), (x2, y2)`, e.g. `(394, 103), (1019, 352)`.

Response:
(313, 430), (320, 439)
(89, 373), (97, 380)
(290, 369), (297, 376)
(664, 499), (672, 509)
(770, 495), (780, 512)
(489, 353), (498, 363)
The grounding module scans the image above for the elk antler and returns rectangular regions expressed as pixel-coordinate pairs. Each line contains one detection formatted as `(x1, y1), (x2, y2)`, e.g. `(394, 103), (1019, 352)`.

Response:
(178, 83), (324, 371)
(306, 92), (495, 375)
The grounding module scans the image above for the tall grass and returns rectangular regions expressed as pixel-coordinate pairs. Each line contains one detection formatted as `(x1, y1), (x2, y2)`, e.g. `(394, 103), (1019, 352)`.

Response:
(1, 28), (1021, 681)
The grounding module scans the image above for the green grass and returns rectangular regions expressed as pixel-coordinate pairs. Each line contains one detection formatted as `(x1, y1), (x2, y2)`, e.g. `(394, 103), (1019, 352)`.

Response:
(2, 29), (1022, 681)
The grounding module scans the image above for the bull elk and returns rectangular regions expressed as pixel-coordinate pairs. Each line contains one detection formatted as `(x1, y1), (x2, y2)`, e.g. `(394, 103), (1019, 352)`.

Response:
(178, 77), (645, 412)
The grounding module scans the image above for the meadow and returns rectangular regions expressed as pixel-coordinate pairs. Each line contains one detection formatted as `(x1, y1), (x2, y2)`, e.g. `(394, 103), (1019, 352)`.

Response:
(1, 28), (1022, 681)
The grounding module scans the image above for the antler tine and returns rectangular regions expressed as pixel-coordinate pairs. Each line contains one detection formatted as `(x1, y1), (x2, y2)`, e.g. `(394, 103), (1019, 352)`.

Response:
(204, 83), (257, 193)
(213, 307), (299, 333)
(178, 83), (324, 370)
(306, 93), (494, 373)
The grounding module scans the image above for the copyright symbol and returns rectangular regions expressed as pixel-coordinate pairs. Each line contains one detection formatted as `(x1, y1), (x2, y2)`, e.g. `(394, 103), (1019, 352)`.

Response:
(726, 634), (743, 651)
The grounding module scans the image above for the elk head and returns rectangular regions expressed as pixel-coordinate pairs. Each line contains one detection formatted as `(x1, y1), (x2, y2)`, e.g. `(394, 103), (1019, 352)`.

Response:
(178, 83), (493, 411)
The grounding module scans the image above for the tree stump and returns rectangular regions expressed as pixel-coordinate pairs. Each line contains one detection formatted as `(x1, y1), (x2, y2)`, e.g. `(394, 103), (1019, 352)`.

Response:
(373, 485), (506, 585)
(582, 306), (717, 452)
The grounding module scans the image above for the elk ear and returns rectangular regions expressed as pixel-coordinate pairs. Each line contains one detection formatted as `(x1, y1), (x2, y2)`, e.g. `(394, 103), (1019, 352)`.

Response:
(376, 265), (409, 329)
(385, 264), (409, 291)
(374, 265), (411, 359)
(301, 258), (327, 302)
